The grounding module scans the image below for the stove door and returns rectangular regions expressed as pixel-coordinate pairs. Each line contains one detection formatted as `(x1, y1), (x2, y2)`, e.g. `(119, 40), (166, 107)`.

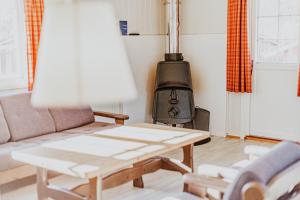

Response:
(153, 89), (195, 124)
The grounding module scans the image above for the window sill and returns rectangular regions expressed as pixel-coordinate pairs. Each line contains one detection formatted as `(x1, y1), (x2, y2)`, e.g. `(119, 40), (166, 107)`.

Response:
(0, 78), (27, 91)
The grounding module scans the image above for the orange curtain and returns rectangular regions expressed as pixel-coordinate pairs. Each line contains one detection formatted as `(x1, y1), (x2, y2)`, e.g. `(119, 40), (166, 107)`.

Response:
(24, 0), (44, 91)
(227, 0), (252, 93)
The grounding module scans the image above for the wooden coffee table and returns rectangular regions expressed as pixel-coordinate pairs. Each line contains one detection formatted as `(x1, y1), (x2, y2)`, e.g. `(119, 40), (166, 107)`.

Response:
(12, 123), (210, 200)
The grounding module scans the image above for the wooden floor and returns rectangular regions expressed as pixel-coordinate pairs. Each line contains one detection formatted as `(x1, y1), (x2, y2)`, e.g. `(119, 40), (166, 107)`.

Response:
(0, 137), (273, 200)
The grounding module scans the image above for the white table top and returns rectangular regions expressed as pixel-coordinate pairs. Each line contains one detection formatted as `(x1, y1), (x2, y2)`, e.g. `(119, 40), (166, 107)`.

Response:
(12, 123), (210, 179)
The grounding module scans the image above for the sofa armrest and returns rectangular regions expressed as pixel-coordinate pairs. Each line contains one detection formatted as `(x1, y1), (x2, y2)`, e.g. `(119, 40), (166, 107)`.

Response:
(93, 111), (129, 125)
(183, 173), (230, 195)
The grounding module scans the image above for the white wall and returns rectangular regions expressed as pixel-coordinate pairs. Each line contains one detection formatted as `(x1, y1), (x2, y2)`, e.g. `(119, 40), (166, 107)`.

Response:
(225, 1), (300, 141)
(181, 35), (226, 136)
(123, 36), (165, 123)
(115, 0), (300, 141)
(111, 0), (228, 136)
(250, 65), (300, 141)
(0, 0), (228, 136)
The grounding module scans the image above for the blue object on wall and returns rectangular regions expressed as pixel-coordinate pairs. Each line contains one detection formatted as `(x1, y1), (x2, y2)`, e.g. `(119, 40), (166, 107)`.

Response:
(119, 20), (128, 36)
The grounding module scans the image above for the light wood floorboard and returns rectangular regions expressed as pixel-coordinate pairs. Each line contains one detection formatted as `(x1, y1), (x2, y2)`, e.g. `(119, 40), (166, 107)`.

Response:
(0, 137), (273, 200)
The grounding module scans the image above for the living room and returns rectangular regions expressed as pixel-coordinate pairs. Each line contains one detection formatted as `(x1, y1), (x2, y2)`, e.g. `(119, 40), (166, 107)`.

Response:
(0, 0), (299, 200)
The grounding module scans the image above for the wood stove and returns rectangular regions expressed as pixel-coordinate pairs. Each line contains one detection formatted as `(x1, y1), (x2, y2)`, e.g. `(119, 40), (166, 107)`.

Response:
(152, 0), (195, 126)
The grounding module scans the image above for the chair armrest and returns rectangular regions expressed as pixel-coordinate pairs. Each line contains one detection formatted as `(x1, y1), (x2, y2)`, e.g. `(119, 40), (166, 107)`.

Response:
(198, 164), (239, 180)
(93, 111), (129, 125)
(184, 173), (230, 194)
(244, 145), (271, 160)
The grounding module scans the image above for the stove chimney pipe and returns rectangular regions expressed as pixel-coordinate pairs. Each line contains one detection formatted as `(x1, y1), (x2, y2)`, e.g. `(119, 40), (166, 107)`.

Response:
(165, 0), (182, 61)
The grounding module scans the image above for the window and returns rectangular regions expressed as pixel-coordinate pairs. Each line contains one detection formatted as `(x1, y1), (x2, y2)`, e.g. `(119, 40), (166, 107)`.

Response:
(256, 0), (300, 63)
(0, 0), (27, 90)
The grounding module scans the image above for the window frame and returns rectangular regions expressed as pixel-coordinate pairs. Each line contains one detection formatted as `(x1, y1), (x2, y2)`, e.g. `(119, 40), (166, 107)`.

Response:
(0, 0), (28, 91)
(251, 0), (300, 67)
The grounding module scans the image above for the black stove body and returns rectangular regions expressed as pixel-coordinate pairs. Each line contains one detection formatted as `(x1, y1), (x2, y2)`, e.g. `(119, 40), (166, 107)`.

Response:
(152, 53), (195, 125)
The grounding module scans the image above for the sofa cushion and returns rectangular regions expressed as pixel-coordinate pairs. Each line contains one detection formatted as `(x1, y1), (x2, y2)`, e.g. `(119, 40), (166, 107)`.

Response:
(21, 132), (82, 145)
(62, 122), (114, 134)
(0, 93), (56, 141)
(0, 105), (10, 144)
(0, 133), (82, 172)
(49, 107), (95, 131)
(0, 142), (37, 171)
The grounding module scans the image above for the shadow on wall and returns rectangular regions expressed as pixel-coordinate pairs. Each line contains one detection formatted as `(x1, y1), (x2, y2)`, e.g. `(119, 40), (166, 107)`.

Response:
(181, 51), (204, 106)
(190, 62), (204, 105)
(145, 63), (157, 123)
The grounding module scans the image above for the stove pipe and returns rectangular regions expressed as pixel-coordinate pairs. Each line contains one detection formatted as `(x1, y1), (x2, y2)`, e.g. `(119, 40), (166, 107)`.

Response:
(165, 0), (182, 61)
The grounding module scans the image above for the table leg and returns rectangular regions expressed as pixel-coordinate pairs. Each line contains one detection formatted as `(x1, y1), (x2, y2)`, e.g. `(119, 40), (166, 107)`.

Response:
(133, 177), (144, 188)
(89, 176), (103, 200)
(132, 162), (145, 188)
(182, 144), (194, 192)
(36, 168), (48, 200)
(182, 144), (194, 172)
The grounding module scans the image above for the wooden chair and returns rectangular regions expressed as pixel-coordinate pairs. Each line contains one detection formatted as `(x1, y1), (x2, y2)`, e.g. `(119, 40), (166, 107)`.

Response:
(164, 142), (300, 200)
(183, 162), (300, 200)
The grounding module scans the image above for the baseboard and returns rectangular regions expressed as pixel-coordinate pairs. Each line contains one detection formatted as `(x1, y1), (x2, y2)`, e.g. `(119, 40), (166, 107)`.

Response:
(225, 135), (240, 140)
(226, 135), (281, 144)
(244, 136), (281, 144)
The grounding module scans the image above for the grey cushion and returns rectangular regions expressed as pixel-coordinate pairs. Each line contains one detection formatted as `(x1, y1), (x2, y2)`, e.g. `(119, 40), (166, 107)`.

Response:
(49, 107), (95, 131)
(224, 141), (300, 200)
(0, 93), (56, 141)
(0, 105), (10, 144)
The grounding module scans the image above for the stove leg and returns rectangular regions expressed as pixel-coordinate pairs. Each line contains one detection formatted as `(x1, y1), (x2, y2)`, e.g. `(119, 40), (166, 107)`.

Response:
(192, 119), (196, 129)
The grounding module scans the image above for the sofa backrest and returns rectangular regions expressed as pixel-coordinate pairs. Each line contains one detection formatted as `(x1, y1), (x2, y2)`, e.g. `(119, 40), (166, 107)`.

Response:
(49, 107), (95, 131)
(0, 105), (10, 144)
(0, 93), (56, 141)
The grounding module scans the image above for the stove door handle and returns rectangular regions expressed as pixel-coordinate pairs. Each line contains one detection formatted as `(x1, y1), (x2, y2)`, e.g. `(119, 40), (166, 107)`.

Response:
(169, 89), (179, 104)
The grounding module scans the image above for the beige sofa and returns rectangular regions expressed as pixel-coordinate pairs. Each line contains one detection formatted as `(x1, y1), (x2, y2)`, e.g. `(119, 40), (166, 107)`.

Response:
(0, 93), (129, 185)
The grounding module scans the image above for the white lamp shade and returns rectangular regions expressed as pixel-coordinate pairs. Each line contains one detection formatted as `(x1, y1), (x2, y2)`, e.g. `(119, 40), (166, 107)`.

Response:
(31, 0), (137, 107)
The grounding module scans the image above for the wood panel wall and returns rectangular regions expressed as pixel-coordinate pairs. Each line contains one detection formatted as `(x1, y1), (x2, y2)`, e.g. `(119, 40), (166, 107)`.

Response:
(112, 0), (166, 35)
